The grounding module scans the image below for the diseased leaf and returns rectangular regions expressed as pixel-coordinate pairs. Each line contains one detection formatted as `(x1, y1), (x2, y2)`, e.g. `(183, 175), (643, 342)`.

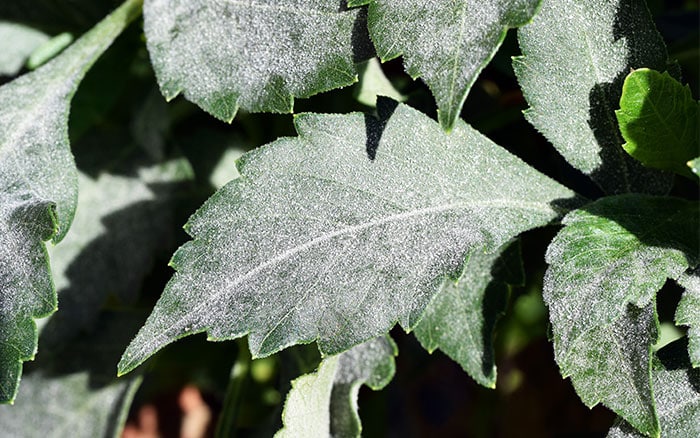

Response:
(544, 194), (699, 436)
(0, 311), (144, 438)
(0, 21), (49, 76)
(607, 339), (700, 438)
(413, 240), (523, 388)
(514, 0), (674, 195)
(118, 99), (577, 375)
(143, 0), (373, 122)
(616, 68), (699, 180)
(676, 269), (700, 367)
(0, 0), (143, 404)
(366, 0), (540, 130)
(275, 336), (396, 438)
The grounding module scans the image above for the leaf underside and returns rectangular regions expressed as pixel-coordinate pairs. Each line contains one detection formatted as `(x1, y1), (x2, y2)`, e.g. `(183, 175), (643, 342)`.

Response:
(143, 0), (372, 122)
(616, 68), (699, 180)
(514, 0), (674, 195)
(413, 240), (523, 387)
(275, 336), (396, 437)
(544, 194), (699, 435)
(118, 99), (576, 375)
(366, 0), (540, 130)
(0, 0), (142, 404)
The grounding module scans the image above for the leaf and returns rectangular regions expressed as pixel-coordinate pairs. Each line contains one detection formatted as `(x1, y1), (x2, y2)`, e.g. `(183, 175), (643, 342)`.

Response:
(118, 99), (577, 375)
(607, 339), (700, 438)
(513, 0), (674, 195)
(0, 311), (144, 438)
(544, 194), (699, 436)
(365, 0), (540, 130)
(688, 157), (699, 176)
(0, 0), (142, 404)
(676, 269), (700, 367)
(0, 21), (49, 76)
(413, 240), (523, 388)
(275, 336), (396, 437)
(354, 58), (405, 107)
(616, 68), (699, 180)
(143, 0), (373, 122)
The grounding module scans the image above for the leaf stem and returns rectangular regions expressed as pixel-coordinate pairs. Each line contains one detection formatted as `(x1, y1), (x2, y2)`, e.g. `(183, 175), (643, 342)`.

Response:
(215, 340), (251, 438)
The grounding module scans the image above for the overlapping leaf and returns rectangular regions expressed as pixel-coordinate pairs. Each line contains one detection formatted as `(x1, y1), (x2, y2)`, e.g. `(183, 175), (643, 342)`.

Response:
(607, 339), (700, 438)
(143, 0), (372, 122)
(276, 336), (396, 437)
(544, 194), (699, 435)
(677, 270), (700, 368)
(0, 22), (48, 76)
(363, 0), (540, 130)
(414, 240), (523, 387)
(0, 0), (142, 404)
(616, 68), (699, 180)
(118, 99), (577, 375)
(514, 0), (674, 195)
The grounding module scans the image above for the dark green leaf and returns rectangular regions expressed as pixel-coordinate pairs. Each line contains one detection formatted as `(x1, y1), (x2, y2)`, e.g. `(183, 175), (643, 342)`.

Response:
(118, 99), (577, 375)
(616, 68), (699, 180)
(366, 0), (540, 130)
(0, 0), (142, 404)
(607, 339), (700, 438)
(276, 336), (396, 437)
(514, 0), (674, 195)
(544, 194), (699, 435)
(413, 240), (523, 387)
(143, 0), (371, 122)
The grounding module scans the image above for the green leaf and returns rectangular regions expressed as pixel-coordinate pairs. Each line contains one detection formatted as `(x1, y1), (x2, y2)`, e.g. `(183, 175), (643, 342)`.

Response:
(366, 0), (540, 130)
(143, 0), (372, 122)
(688, 157), (699, 176)
(607, 339), (700, 438)
(514, 0), (674, 195)
(275, 336), (396, 437)
(118, 99), (577, 375)
(354, 58), (405, 107)
(676, 270), (700, 367)
(544, 194), (699, 436)
(0, 22), (49, 76)
(0, 0), (142, 404)
(0, 311), (144, 438)
(616, 68), (699, 180)
(413, 240), (523, 388)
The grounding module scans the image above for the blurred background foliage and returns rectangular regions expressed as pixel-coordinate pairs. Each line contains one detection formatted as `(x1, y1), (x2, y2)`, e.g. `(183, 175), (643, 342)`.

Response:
(0, 0), (697, 436)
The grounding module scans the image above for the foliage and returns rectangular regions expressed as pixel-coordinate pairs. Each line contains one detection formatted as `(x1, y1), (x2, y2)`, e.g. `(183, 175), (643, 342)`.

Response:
(0, 0), (697, 436)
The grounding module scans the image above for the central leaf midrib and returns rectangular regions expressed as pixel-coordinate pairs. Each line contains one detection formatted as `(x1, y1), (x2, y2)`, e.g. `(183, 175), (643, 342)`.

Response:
(128, 198), (554, 363)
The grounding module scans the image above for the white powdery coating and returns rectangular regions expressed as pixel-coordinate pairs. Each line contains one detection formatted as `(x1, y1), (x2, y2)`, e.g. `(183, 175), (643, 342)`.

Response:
(0, 0), (140, 402)
(0, 22), (49, 76)
(677, 270), (700, 367)
(144, 0), (362, 120)
(368, 0), (538, 128)
(514, 0), (671, 195)
(119, 101), (574, 372)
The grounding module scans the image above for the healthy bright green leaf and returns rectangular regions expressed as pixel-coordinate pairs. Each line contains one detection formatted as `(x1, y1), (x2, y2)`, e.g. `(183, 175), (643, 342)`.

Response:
(0, 22), (48, 76)
(354, 58), (405, 107)
(275, 336), (396, 438)
(118, 99), (577, 375)
(413, 240), (523, 388)
(366, 0), (540, 130)
(676, 270), (700, 368)
(544, 194), (699, 435)
(607, 339), (700, 438)
(514, 0), (674, 195)
(143, 0), (372, 122)
(0, 0), (142, 404)
(616, 68), (699, 180)
(0, 311), (144, 438)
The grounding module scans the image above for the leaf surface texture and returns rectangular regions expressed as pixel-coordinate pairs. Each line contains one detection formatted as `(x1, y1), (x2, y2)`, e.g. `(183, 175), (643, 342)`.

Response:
(118, 99), (576, 374)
